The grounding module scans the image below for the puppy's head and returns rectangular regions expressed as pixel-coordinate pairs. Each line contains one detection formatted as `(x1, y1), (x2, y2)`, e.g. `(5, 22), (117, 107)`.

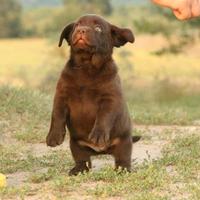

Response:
(58, 14), (134, 54)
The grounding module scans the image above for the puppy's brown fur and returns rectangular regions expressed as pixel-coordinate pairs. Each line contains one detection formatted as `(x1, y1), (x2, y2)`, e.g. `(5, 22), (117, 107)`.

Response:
(46, 14), (140, 175)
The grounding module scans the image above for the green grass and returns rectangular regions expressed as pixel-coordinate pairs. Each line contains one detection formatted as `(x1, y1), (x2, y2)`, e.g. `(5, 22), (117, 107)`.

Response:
(129, 95), (200, 125)
(159, 134), (200, 200)
(0, 86), (51, 143)
(161, 135), (200, 181)
(0, 84), (200, 148)
(49, 165), (168, 200)
(0, 147), (72, 174)
(0, 84), (200, 151)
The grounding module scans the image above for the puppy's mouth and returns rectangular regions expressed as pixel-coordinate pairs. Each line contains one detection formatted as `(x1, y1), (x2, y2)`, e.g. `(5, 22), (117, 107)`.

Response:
(72, 36), (93, 47)
(76, 38), (85, 44)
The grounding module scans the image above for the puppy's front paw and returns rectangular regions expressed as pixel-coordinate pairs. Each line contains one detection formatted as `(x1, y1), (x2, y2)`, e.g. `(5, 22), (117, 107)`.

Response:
(46, 129), (66, 147)
(88, 127), (109, 148)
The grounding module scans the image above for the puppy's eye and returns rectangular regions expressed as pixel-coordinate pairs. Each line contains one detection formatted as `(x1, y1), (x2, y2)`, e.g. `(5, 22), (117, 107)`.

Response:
(95, 26), (102, 33)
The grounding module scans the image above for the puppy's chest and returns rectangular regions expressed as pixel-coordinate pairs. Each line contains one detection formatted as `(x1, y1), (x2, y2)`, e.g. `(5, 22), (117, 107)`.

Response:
(67, 86), (100, 118)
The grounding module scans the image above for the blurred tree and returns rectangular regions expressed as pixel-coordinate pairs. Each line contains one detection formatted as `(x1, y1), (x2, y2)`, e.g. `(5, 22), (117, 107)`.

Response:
(43, 0), (113, 37)
(0, 0), (22, 38)
(63, 0), (112, 15)
(20, 0), (62, 9)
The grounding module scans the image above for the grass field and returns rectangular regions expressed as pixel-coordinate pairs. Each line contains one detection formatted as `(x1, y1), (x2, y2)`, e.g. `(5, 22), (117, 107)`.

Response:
(0, 87), (200, 200)
(0, 37), (200, 199)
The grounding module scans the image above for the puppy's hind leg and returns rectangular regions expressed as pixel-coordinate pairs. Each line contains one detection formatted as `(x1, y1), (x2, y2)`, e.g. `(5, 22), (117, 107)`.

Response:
(112, 136), (132, 172)
(69, 139), (92, 176)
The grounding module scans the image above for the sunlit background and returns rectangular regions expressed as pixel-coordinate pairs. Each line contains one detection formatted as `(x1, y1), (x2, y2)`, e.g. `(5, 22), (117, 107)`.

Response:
(0, 0), (200, 200)
(1, 0), (200, 125)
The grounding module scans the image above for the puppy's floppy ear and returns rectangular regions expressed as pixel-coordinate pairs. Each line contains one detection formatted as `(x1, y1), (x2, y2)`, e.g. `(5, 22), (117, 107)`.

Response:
(110, 24), (134, 48)
(58, 23), (75, 47)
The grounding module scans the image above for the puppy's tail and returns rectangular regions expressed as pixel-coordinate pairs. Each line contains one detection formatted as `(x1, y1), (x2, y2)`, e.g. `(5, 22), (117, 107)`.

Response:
(132, 136), (141, 143)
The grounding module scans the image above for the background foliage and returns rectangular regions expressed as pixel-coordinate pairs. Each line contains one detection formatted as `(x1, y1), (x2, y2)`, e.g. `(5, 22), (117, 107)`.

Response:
(0, 0), (22, 37)
(1, 0), (200, 38)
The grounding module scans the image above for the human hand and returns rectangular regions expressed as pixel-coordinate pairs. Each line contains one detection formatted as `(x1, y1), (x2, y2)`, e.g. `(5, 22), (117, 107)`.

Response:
(152, 0), (200, 20)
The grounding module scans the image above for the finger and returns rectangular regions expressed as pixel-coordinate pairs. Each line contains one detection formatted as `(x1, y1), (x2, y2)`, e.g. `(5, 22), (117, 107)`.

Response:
(152, 0), (177, 9)
(191, 0), (200, 17)
(173, 8), (192, 20)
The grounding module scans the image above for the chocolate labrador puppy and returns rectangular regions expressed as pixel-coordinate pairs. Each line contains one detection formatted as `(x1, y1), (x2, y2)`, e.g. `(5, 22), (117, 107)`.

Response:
(46, 14), (140, 175)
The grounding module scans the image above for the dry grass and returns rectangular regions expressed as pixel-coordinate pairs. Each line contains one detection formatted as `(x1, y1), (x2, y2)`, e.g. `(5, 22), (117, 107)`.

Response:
(1, 36), (200, 88)
(114, 35), (200, 81)
(0, 38), (48, 68)
(0, 38), (53, 87)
